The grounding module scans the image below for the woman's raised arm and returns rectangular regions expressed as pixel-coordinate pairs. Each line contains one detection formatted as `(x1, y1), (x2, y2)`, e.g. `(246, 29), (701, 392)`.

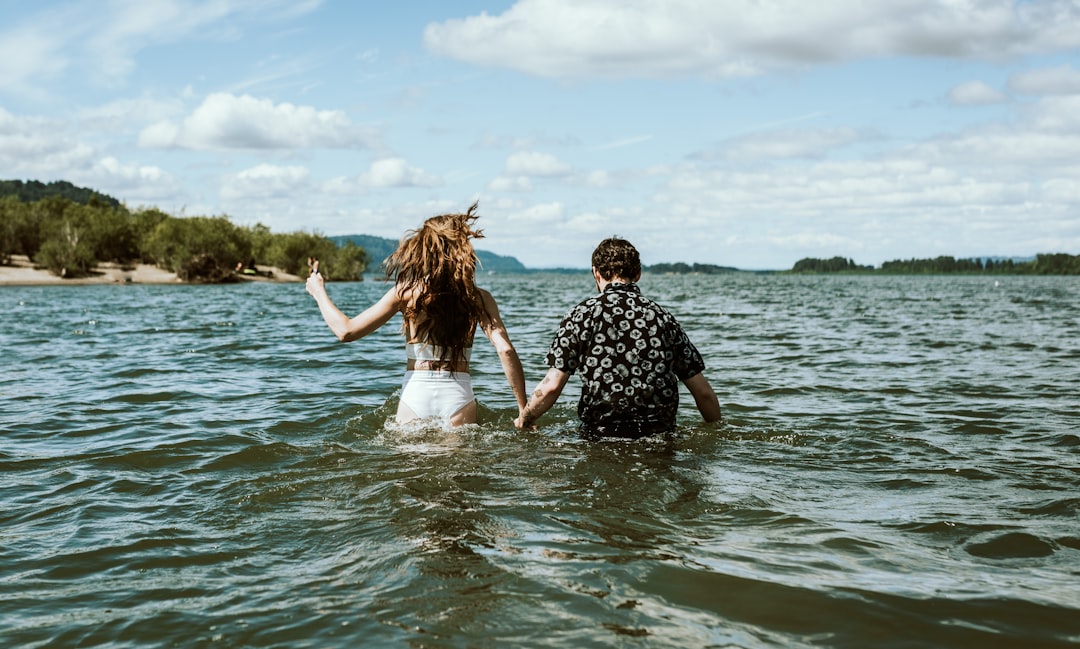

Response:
(307, 271), (401, 343)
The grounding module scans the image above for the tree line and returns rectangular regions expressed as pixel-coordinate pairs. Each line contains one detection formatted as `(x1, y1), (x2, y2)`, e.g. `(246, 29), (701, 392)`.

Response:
(790, 254), (1080, 275)
(0, 179), (121, 208)
(791, 257), (875, 273)
(1, 183), (367, 282)
(646, 262), (739, 275)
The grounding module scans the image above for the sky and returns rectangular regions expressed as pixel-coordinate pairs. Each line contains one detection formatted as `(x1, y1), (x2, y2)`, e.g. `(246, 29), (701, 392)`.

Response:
(2, 0), (1080, 270)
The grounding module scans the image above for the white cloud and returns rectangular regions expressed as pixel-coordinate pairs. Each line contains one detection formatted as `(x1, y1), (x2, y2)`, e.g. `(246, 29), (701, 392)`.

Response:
(90, 156), (171, 185)
(474, 132), (582, 150)
(82, 157), (180, 201)
(907, 97), (1080, 164)
(948, 80), (1009, 106)
(0, 108), (95, 174)
(0, 106), (179, 202)
(1023, 95), (1080, 132)
(424, 0), (1080, 79)
(665, 159), (1034, 217)
(504, 151), (572, 176)
(591, 135), (653, 151)
(0, 1), (324, 97)
(1041, 178), (1080, 203)
(769, 231), (864, 252)
(77, 95), (188, 134)
(321, 176), (357, 195)
(222, 163), (311, 200)
(360, 157), (442, 188)
(488, 176), (534, 192)
(508, 202), (565, 223)
(0, 19), (68, 98)
(583, 170), (615, 188)
(700, 127), (867, 161)
(85, 1), (235, 82)
(138, 92), (377, 150)
(1008, 64), (1080, 95)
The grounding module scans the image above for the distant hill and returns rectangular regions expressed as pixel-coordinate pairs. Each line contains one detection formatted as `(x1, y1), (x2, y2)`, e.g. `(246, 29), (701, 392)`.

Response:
(329, 234), (528, 273)
(0, 179), (121, 208)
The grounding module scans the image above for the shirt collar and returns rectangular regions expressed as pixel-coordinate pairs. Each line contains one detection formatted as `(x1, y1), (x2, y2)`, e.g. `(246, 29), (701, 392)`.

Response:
(603, 281), (639, 294)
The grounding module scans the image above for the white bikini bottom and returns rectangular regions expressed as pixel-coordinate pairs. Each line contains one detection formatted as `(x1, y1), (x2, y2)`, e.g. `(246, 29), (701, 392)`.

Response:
(398, 370), (475, 425)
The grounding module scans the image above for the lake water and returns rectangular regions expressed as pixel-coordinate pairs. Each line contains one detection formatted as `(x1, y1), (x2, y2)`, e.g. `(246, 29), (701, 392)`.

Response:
(2, 273), (1078, 648)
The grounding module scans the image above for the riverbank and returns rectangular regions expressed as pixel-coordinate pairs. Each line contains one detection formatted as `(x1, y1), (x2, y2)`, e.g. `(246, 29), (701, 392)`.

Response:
(0, 255), (302, 286)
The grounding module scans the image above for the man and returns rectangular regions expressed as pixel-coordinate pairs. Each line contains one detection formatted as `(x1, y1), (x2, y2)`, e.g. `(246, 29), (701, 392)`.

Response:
(515, 237), (722, 438)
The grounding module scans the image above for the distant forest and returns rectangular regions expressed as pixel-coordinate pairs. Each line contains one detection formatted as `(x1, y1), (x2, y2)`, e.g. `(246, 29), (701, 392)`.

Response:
(1, 180), (365, 282)
(646, 262), (739, 275)
(790, 254), (1080, 275)
(0, 179), (121, 208)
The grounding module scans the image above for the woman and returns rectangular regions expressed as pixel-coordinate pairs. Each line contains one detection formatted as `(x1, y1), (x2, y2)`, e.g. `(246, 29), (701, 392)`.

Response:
(305, 203), (527, 427)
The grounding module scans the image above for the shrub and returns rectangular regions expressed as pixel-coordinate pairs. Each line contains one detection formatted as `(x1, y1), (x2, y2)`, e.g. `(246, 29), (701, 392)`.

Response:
(35, 222), (97, 277)
(144, 215), (252, 283)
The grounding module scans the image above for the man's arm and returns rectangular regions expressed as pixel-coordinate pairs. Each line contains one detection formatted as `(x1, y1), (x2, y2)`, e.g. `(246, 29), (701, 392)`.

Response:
(683, 373), (722, 424)
(514, 367), (571, 429)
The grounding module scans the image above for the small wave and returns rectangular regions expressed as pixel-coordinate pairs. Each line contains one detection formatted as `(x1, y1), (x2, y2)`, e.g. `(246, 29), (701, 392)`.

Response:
(1051, 434), (1079, 447)
(952, 422), (1011, 436)
(873, 477), (934, 489)
(912, 466), (1000, 481)
(892, 520), (1004, 537)
(200, 441), (309, 470)
(1057, 536), (1080, 550)
(966, 531), (1057, 558)
(1017, 498), (1080, 518)
(105, 390), (199, 404)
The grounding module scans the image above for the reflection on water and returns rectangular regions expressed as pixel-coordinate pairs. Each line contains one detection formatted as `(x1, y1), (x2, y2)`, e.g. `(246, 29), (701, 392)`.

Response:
(1, 274), (1078, 647)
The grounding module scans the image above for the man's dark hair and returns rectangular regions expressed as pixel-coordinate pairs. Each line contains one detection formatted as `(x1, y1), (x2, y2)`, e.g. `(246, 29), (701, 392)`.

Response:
(592, 237), (641, 281)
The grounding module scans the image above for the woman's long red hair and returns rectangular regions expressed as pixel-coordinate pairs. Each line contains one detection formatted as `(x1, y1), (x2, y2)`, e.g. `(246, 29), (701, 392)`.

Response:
(384, 202), (486, 366)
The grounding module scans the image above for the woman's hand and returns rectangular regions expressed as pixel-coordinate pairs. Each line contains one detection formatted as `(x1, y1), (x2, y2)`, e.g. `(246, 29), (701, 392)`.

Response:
(305, 257), (325, 298)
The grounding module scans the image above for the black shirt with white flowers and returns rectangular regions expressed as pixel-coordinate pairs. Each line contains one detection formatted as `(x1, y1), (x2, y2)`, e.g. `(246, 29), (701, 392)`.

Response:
(546, 282), (706, 438)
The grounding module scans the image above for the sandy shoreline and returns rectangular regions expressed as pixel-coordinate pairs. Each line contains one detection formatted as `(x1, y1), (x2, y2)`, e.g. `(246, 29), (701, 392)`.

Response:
(0, 255), (302, 286)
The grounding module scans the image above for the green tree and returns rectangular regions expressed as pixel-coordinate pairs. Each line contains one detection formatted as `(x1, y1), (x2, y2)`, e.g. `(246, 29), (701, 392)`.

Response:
(33, 198), (95, 276)
(143, 215), (252, 282)
(1033, 253), (1080, 274)
(246, 223), (275, 264)
(132, 208), (172, 263)
(791, 256), (868, 272)
(327, 240), (368, 281)
(265, 231), (337, 278)
(82, 204), (138, 263)
(36, 220), (96, 277)
(0, 196), (37, 263)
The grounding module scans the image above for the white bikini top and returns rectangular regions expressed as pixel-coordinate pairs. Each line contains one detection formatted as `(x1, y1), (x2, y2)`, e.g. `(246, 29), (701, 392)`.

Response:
(406, 342), (472, 362)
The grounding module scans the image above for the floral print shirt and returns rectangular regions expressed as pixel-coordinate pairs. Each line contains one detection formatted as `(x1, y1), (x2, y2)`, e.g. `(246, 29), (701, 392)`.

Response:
(546, 282), (706, 437)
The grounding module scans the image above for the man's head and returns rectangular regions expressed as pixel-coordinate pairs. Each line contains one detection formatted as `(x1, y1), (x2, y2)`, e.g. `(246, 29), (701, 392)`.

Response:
(591, 237), (641, 282)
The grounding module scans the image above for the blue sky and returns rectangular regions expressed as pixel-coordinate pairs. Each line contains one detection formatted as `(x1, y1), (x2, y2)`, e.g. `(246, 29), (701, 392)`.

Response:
(2, 0), (1079, 269)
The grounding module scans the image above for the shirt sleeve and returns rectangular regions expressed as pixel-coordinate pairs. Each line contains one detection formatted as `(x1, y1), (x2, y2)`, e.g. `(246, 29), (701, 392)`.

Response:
(546, 308), (582, 373)
(667, 316), (706, 381)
